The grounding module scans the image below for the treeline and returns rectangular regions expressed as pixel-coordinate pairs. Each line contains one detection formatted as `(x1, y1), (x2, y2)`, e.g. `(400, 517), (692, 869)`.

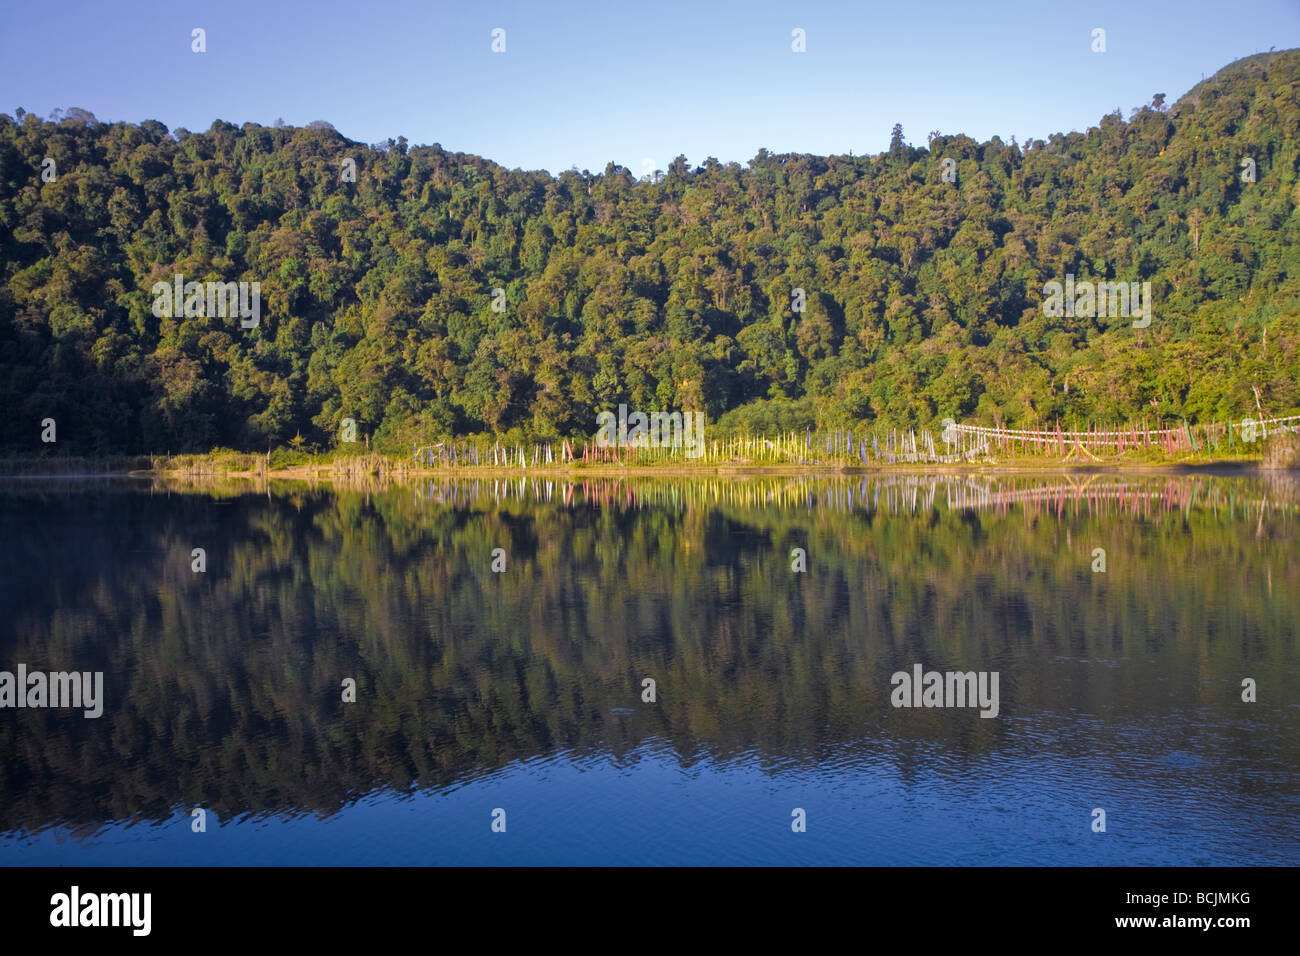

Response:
(1, 51), (1299, 455)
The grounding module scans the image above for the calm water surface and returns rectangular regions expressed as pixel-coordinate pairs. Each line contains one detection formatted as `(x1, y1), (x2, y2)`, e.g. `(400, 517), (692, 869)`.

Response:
(1, 472), (1297, 865)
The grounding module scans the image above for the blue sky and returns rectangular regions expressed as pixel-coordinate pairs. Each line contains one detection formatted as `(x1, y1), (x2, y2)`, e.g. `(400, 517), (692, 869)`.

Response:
(1, 0), (1296, 174)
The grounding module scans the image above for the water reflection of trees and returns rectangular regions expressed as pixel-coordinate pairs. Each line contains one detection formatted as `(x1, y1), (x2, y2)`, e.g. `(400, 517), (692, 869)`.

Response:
(0, 473), (1296, 834)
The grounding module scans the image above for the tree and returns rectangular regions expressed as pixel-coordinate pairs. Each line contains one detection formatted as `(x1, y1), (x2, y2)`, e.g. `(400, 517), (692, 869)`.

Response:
(889, 123), (905, 154)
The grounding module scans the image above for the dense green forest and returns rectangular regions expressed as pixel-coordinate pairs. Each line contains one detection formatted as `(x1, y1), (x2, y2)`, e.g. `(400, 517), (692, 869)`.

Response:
(2, 52), (1298, 455)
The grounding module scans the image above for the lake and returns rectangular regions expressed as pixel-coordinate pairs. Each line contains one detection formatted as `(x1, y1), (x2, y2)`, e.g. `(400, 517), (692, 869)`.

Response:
(1, 471), (1297, 865)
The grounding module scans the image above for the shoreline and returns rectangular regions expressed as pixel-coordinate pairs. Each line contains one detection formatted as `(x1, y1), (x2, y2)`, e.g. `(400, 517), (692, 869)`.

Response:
(0, 458), (1271, 481)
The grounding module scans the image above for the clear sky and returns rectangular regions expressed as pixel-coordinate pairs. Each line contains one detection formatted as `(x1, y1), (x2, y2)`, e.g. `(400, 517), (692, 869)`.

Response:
(1, 0), (1296, 174)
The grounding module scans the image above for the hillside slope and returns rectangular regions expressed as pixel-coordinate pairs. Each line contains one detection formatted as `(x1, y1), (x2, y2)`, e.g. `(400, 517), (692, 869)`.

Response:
(1, 51), (1298, 453)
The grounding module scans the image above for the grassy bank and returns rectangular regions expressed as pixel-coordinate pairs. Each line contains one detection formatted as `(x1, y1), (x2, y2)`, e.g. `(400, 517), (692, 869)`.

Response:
(0, 455), (155, 476)
(3, 435), (1294, 481)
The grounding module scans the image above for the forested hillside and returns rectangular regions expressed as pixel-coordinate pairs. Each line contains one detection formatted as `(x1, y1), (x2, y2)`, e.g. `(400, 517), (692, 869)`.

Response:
(2, 51), (1298, 454)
